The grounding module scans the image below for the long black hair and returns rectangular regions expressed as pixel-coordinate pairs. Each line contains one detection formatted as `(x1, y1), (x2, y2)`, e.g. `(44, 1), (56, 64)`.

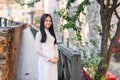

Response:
(40, 14), (57, 44)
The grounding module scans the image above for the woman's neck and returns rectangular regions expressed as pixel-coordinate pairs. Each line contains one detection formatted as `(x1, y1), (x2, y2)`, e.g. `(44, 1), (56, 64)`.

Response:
(45, 28), (49, 32)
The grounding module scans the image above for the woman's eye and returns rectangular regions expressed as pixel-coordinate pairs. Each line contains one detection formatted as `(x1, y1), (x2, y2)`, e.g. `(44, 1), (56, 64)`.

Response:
(46, 20), (51, 22)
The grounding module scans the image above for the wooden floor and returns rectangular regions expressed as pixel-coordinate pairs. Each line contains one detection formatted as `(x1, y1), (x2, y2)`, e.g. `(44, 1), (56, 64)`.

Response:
(17, 27), (39, 80)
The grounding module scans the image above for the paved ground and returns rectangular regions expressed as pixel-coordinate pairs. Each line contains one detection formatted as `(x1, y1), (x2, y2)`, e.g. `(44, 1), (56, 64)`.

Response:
(17, 27), (39, 80)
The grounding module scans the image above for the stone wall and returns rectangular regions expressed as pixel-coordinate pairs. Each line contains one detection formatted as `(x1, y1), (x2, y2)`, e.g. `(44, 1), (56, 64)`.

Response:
(80, 0), (101, 55)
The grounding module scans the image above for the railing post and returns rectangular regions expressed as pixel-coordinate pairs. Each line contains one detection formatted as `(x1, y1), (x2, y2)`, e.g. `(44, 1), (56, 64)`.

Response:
(67, 38), (69, 47)
(11, 21), (13, 26)
(8, 20), (11, 26)
(15, 22), (20, 25)
(71, 54), (83, 80)
(4, 18), (7, 27)
(58, 45), (85, 80)
(0, 17), (1, 27)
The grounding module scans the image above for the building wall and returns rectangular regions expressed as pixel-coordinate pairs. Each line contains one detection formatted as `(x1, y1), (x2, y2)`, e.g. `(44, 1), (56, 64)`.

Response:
(43, 0), (62, 43)
(0, 0), (30, 22)
(0, 0), (45, 23)
(34, 0), (44, 17)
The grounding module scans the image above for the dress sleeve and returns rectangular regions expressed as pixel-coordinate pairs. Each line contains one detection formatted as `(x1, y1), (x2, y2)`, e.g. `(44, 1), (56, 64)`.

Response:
(54, 44), (59, 58)
(35, 32), (50, 61)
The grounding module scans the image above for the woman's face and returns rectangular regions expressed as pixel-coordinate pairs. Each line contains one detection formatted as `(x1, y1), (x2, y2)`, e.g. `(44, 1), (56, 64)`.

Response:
(44, 16), (52, 29)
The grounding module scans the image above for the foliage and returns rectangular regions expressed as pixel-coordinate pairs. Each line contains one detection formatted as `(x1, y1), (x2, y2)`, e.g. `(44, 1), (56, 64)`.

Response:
(54, 0), (102, 78)
(54, 0), (90, 43)
(15, 0), (41, 7)
(94, 0), (120, 79)
(34, 17), (40, 24)
(55, 0), (120, 79)
(79, 26), (102, 78)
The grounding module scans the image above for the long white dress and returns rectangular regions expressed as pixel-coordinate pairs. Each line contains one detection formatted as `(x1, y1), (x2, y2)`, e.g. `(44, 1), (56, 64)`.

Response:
(35, 29), (59, 80)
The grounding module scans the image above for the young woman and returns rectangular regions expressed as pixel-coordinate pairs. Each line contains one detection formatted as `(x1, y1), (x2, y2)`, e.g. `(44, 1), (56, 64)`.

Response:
(35, 14), (59, 80)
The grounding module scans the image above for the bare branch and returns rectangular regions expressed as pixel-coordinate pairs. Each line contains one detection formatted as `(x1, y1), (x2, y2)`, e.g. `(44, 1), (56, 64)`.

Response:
(100, 0), (105, 21)
(110, 0), (118, 13)
(108, 21), (120, 57)
(104, 0), (110, 21)
(115, 10), (120, 19)
(116, 2), (120, 8)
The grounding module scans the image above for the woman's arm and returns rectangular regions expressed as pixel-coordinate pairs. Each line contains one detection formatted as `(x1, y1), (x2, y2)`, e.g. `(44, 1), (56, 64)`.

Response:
(35, 32), (50, 61)
(54, 44), (59, 58)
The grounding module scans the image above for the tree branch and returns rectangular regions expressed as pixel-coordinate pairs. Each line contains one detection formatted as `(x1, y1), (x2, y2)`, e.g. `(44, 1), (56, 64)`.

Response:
(100, 0), (105, 21)
(110, 0), (118, 13)
(104, 0), (110, 18)
(100, 0), (109, 56)
(115, 10), (120, 19)
(96, 0), (106, 9)
(108, 21), (120, 58)
(116, 2), (120, 8)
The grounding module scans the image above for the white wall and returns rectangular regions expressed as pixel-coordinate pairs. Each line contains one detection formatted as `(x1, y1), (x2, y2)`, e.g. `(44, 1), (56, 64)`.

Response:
(44, 0), (58, 13)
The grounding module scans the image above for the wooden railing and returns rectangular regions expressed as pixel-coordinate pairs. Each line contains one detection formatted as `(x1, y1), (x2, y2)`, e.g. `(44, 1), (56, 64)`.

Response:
(0, 17), (27, 80)
(0, 17), (20, 27)
(1, 25), (27, 80)
(5, 24), (26, 80)
(58, 44), (84, 80)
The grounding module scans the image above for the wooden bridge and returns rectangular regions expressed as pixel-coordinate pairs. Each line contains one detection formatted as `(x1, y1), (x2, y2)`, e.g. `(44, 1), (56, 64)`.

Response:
(0, 17), (84, 80)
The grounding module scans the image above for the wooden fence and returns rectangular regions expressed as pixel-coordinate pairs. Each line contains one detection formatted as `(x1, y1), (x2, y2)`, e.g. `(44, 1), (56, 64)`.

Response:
(0, 17), (27, 80)
(0, 17), (20, 27)
(5, 24), (25, 80)
(58, 44), (84, 80)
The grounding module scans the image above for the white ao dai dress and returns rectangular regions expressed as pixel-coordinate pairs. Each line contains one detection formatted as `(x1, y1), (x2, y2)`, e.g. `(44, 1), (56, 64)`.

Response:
(35, 29), (58, 80)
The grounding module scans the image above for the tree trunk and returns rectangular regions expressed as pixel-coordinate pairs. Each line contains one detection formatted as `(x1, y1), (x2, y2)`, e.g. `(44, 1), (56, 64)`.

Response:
(94, 0), (119, 79)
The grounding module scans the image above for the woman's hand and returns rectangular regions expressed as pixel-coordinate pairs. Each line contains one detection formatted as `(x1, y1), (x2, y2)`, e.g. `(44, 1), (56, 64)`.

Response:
(54, 57), (59, 63)
(48, 58), (58, 64)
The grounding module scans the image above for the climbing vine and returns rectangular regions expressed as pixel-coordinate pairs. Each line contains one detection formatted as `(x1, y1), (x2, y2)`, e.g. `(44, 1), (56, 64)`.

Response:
(15, 0), (41, 7)
(54, 0), (90, 43)
(54, 0), (120, 80)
